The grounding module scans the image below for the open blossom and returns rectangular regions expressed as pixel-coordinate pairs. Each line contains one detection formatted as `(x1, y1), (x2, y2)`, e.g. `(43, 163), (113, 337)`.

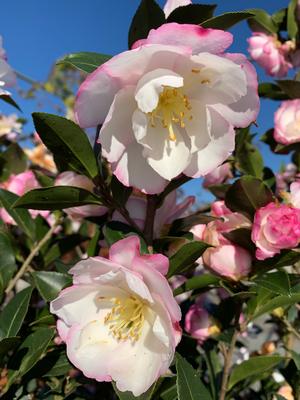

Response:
(201, 201), (252, 280)
(290, 181), (300, 208)
(248, 32), (291, 77)
(0, 36), (16, 95)
(274, 100), (300, 145)
(163, 0), (192, 17)
(203, 162), (232, 187)
(114, 190), (194, 236)
(252, 202), (300, 260)
(0, 114), (21, 139)
(0, 170), (50, 224)
(75, 23), (259, 194)
(55, 171), (108, 220)
(50, 236), (181, 396)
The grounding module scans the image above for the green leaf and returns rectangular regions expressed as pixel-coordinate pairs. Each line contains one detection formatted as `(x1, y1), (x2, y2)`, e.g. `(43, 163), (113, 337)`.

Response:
(169, 213), (217, 235)
(176, 353), (212, 400)
(258, 82), (288, 101)
(225, 176), (274, 219)
(57, 52), (111, 73)
(44, 233), (88, 265)
(32, 112), (99, 179)
(0, 143), (27, 182)
(201, 11), (254, 29)
(290, 350), (300, 370)
(0, 189), (35, 240)
(161, 384), (177, 400)
(128, 0), (165, 49)
(42, 351), (72, 377)
(251, 293), (300, 320)
(247, 9), (278, 33)
(272, 8), (287, 28)
(103, 221), (146, 251)
(0, 286), (33, 339)
(228, 355), (285, 389)
(111, 175), (132, 208)
(167, 4), (216, 24)
(288, 0), (298, 39)
(174, 274), (220, 296)
(113, 382), (157, 400)
(276, 80), (300, 99)
(253, 250), (300, 274)
(5, 327), (55, 392)
(87, 226), (101, 257)
(0, 337), (20, 358)
(222, 228), (256, 253)
(168, 241), (210, 278)
(13, 186), (103, 210)
(0, 94), (21, 111)
(0, 230), (17, 296)
(254, 271), (291, 296)
(32, 271), (71, 302)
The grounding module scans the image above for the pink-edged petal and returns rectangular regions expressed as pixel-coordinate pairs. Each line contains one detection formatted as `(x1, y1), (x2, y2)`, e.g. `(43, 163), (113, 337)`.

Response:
(184, 108), (235, 178)
(132, 23), (233, 55)
(163, 0), (192, 17)
(112, 141), (168, 194)
(139, 253), (169, 276)
(109, 236), (141, 268)
(56, 319), (69, 343)
(212, 53), (259, 127)
(75, 44), (190, 128)
(100, 86), (136, 163)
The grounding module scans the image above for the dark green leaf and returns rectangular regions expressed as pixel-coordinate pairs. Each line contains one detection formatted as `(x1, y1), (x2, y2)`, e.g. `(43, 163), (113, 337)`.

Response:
(32, 112), (99, 179)
(0, 94), (21, 111)
(247, 9), (278, 33)
(174, 274), (220, 296)
(225, 176), (274, 219)
(0, 230), (17, 296)
(57, 52), (111, 73)
(32, 271), (71, 302)
(44, 233), (88, 266)
(87, 226), (101, 257)
(43, 351), (72, 377)
(33, 170), (55, 187)
(167, 4), (216, 24)
(169, 213), (217, 235)
(251, 293), (300, 320)
(128, 0), (165, 49)
(272, 8), (287, 28)
(0, 189), (35, 240)
(208, 183), (230, 199)
(0, 286), (33, 339)
(161, 385), (177, 400)
(253, 250), (300, 274)
(288, 0), (298, 39)
(0, 337), (20, 358)
(276, 80), (300, 99)
(254, 271), (291, 296)
(258, 82), (288, 101)
(103, 221), (146, 252)
(5, 327), (55, 391)
(168, 241), (210, 278)
(0, 143), (27, 182)
(114, 382), (157, 400)
(111, 175), (132, 208)
(13, 186), (103, 210)
(201, 11), (254, 29)
(222, 228), (256, 253)
(228, 355), (285, 389)
(176, 353), (212, 400)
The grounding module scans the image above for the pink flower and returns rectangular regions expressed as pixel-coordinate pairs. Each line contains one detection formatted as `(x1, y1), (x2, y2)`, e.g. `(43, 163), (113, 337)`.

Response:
(55, 171), (108, 220)
(201, 201), (252, 280)
(50, 236), (181, 396)
(75, 23), (259, 194)
(185, 301), (219, 343)
(276, 163), (299, 193)
(163, 0), (192, 17)
(0, 114), (21, 139)
(248, 33), (291, 78)
(203, 162), (232, 187)
(0, 171), (50, 224)
(113, 190), (194, 236)
(274, 100), (300, 145)
(0, 36), (16, 95)
(252, 202), (300, 260)
(290, 181), (300, 208)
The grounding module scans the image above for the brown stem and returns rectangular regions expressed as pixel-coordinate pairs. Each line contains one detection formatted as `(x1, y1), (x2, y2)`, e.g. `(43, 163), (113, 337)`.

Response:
(219, 328), (239, 400)
(143, 195), (158, 246)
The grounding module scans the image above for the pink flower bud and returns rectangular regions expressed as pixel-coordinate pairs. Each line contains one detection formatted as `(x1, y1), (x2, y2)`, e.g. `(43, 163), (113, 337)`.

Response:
(203, 162), (232, 187)
(185, 302), (219, 343)
(274, 100), (300, 145)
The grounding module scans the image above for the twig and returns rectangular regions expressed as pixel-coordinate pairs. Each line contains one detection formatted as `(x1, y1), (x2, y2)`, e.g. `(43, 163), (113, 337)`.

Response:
(283, 317), (300, 341)
(219, 328), (239, 400)
(5, 219), (61, 296)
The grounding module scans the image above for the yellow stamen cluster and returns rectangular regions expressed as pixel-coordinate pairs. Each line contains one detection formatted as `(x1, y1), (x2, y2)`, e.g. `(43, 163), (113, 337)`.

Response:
(104, 296), (145, 342)
(148, 86), (192, 141)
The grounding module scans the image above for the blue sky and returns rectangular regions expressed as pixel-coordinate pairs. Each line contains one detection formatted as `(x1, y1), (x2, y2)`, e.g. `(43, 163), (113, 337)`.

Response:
(0, 0), (292, 200)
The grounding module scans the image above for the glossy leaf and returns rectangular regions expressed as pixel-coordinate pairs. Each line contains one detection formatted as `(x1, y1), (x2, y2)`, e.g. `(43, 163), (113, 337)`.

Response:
(201, 11), (254, 29)
(0, 230), (17, 296)
(44, 233), (88, 265)
(114, 382), (157, 400)
(42, 350), (72, 377)
(0, 189), (35, 240)
(174, 274), (220, 296)
(32, 112), (99, 179)
(0, 143), (27, 182)
(0, 94), (21, 111)
(258, 82), (288, 101)
(228, 355), (285, 389)
(276, 80), (300, 99)
(0, 286), (33, 339)
(32, 271), (71, 302)
(176, 353), (212, 400)
(254, 270), (291, 296)
(287, 0), (298, 39)
(111, 175), (132, 208)
(167, 4), (216, 24)
(168, 241), (211, 278)
(251, 293), (300, 320)
(128, 0), (165, 48)
(13, 186), (103, 210)
(57, 52), (111, 73)
(247, 9), (278, 33)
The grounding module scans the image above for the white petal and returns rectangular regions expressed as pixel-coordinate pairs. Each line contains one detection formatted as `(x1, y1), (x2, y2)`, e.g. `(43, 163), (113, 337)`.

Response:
(184, 100), (210, 152)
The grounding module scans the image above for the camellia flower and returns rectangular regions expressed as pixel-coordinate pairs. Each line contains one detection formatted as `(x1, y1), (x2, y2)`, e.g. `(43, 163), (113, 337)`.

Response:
(55, 171), (108, 220)
(0, 36), (16, 95)
(274, 99), (300, 145)
(75, 23), (259, 194)
(290, 181), (300, 208)
(252, 202), (300, 260)
(248, 32), (291, 77)
(203, 162), (232, 187)
(50, 236), (181, 396)
(163, 0), (192, 17)
(0, 114), (22, 139)
(0, 170), (51, 224)
(113, 189), (194, 236)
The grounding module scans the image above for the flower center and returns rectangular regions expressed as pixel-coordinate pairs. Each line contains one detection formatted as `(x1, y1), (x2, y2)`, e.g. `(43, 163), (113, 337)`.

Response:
(104, 295), (145, 342)
(148, 86), (192, 141)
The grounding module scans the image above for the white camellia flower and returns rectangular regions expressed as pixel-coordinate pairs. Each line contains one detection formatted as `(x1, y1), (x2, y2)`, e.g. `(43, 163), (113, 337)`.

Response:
(75, 23), (259, 194)
(50, 236), (181, 396)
